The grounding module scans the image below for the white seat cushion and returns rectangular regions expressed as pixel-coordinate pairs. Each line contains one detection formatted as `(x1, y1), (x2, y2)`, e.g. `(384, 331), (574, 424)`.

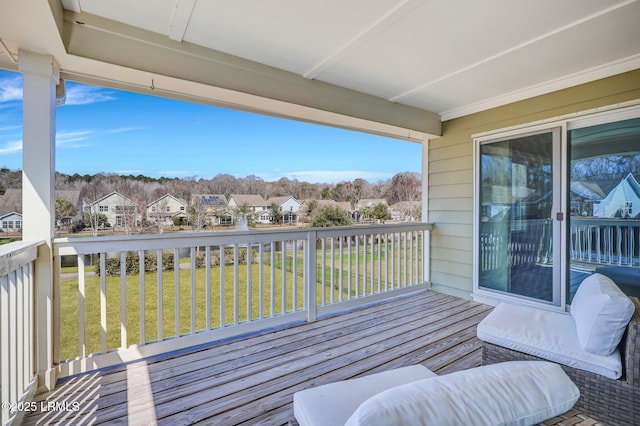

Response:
(345, 361), (579, 426)
(477, 302), (622, 379)
(293, 365), (436, 426)
(570, 273), (634, 355)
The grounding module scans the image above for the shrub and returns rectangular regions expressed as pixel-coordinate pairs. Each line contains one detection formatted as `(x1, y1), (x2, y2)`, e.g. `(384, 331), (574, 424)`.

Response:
(97, 252), (175, 276)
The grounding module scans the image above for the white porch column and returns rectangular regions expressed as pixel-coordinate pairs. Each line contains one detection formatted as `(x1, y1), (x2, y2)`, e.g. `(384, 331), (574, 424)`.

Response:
(421, 140), (431, 285)
(18, 50), (58, 392)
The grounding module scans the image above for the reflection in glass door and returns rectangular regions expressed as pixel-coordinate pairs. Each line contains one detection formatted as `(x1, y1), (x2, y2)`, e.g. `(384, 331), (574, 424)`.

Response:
(477, 128), (561, 305)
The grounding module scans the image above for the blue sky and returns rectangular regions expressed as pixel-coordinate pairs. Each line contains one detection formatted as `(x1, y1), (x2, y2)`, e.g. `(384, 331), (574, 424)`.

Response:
(0, 69), (421, 183)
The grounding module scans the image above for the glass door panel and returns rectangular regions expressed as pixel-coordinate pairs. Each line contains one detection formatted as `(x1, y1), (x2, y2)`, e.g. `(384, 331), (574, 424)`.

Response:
(478, 128), (561, 304)
(568, 116), (640, 302)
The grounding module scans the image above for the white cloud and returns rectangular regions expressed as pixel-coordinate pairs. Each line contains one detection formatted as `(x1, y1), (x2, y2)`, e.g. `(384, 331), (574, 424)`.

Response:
(259, 170), (394, 184)
(0, 140), (22, 154)
(156, 170), (201, 178)
(0, 76), (22, 103)
(63, 84), (116, 105)
(115, 169), (144, 175)
(56, 130), (94, 148)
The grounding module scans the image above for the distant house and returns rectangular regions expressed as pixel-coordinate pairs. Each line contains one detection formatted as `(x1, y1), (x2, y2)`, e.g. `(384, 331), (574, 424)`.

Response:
(593, 173), (640, 218)
(190, 194), (231, 225)
(390, 201), (421, 222)
(228, 194), (271, 224)
(267, 196), (301, 224)
(147, 194), (188, 226)
(86, 191), (139, 228)
(0, 212), (22, 232)
(0, 188), (83, 228)
(356, 199), (387, 210)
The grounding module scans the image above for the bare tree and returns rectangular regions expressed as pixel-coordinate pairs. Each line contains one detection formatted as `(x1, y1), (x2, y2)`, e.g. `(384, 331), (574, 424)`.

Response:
(385, 172), (421, 205)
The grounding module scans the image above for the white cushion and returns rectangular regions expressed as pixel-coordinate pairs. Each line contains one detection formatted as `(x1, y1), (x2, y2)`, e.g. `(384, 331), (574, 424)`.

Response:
(345, 361), (579, 426)
(477, 302), (622, 379)
(293, 365), (436, 426)
(570, 273), (635, 355)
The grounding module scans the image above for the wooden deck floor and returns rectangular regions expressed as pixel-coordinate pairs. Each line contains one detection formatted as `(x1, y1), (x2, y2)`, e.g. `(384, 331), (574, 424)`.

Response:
(23, 290), (492, 425)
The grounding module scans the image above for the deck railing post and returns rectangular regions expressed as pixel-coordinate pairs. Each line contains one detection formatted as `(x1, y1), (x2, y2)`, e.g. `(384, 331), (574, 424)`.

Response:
(19, 50), (59, 393)
(305, 230), (317, 322)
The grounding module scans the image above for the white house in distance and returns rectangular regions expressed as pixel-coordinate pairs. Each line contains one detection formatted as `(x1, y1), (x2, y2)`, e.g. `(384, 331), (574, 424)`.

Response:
(228, 194), (271, 224)
(267, 196), (301, 224)
(593, 173), (640, 218)
(86, 191), (139, 228)
(0, 212), (22, 232)
(147, 194), (188, 226)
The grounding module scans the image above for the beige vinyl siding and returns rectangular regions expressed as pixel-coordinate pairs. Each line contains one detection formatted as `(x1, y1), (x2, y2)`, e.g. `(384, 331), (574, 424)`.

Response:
(428, 68), (640, 299)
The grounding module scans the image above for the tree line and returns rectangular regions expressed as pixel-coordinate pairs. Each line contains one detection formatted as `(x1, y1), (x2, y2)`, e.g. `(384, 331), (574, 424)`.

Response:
(1, 167), (421, 208)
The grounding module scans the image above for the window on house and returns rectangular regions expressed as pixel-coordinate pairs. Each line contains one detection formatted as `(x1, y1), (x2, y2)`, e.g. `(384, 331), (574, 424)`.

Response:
(99, 205), (108, 212)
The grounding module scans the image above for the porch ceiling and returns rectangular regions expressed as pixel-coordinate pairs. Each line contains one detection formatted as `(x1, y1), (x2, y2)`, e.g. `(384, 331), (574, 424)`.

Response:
(1, 1), (639, 140)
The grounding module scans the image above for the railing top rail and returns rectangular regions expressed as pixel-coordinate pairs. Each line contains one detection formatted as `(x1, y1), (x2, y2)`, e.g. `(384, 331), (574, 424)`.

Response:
(0, 239), (43, 276)
(570, 217), (640, 226)
(53, 223), (433, 255)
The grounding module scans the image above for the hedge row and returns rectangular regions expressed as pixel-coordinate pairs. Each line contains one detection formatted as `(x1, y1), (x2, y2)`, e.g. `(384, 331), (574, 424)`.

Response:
(96, 248), (252, 276)
(96, 253), (175, 276)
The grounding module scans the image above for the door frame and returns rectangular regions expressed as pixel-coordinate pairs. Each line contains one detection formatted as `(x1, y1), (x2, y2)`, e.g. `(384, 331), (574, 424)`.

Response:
(473, 122), (567, 311)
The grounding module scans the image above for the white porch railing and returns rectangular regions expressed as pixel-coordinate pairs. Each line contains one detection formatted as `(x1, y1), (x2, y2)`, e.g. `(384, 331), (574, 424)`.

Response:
(570, 218), (640, 267)
(53, 223), (431, 376)
(0, 240), (41, 425)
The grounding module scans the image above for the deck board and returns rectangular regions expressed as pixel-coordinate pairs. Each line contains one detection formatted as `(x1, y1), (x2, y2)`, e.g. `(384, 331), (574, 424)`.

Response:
(23, 290), (492, 425)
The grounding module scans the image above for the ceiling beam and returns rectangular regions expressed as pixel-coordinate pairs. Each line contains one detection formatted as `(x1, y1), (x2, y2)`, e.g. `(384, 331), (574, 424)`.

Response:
(61, 10), (441, 140)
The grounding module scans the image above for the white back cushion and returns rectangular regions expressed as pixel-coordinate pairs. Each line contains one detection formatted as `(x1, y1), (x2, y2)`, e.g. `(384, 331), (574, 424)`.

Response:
(571, 273), (634, 355)
(345, 361), (579, 426)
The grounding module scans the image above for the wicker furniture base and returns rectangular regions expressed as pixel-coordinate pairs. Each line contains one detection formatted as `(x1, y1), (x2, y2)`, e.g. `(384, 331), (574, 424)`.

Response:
(482, 342), (638, 426)
(537, 409), (603, 426)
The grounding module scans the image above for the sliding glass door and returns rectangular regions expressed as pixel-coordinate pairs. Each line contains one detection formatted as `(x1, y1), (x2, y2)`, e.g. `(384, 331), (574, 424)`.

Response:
(476, 128), (562, 305)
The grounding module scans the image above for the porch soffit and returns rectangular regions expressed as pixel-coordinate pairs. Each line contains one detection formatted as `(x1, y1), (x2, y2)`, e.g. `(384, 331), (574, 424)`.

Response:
(60, 10), (440, 141)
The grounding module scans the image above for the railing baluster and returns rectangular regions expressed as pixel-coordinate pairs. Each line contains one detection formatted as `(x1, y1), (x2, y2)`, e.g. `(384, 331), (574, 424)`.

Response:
(355, 236), (360, 297)
(78, 254), (86, 357)
(377, 234), (382, 294)
(16, 268), (24, 399)
(320, 238), (326, 305)
(269, 242), (275, 317)
(174, 248), (180, 337)
(247, 245), (252, 321)
(139, 250), (145, 345)
(347, 236), (352, 300)
(233, 244), (239, 323)
(370, 234), (374, 294)
(120, 251), (127, 348)
(259, 243), (264, 319)
(363, 235), (367, 296)
(8, 271), (16, 405)
(205, 246), (211, 330)
(281, 241), (286, 314)
(338, 237), (344, 302)
(292, 241), (297, 311)
(1, 274), (9, 425)
(100, 252), (107, 353)
(191, 247), (197, 332)
(330, 238), (335, 304)
(156, 250), (163, 342)
(220, 245), (226, 327)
